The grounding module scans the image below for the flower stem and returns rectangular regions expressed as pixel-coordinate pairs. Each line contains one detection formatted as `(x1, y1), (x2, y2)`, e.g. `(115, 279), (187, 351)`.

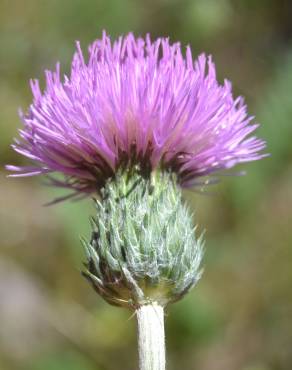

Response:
(136, 303), (165, 370)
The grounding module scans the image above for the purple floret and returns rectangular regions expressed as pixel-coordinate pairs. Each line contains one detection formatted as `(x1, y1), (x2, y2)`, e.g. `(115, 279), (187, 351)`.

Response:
(7, 32), (266, 195)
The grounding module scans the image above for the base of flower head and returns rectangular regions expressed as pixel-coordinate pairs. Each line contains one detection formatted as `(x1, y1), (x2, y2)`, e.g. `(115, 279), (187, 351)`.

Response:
(82, 166), (204, 309)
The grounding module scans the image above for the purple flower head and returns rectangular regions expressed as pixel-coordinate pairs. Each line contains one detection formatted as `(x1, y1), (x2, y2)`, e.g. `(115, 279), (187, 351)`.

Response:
(8, 32), (266, 197)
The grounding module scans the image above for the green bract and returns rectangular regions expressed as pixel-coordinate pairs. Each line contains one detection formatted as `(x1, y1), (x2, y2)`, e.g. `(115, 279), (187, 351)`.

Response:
(83, 166), (204, 309)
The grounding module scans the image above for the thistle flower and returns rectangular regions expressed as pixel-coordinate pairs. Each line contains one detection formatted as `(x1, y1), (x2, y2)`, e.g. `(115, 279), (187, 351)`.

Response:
(7, 32), (265, 196)
(8, 32), (266, 370)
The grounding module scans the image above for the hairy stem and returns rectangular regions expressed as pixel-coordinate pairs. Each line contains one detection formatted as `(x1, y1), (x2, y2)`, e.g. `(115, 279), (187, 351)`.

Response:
(136, 303), (165, 370)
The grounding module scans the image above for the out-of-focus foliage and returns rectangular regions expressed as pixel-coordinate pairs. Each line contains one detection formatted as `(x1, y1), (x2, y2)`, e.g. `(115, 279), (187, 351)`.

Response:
(1, 1), (292, 369)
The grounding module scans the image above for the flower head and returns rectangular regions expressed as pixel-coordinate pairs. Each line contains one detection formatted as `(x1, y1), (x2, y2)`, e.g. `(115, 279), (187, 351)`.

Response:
(8, 32), (266, 196)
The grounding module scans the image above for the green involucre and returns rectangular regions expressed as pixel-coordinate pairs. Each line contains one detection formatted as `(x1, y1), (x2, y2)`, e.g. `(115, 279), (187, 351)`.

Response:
(83, 167), (204, 309)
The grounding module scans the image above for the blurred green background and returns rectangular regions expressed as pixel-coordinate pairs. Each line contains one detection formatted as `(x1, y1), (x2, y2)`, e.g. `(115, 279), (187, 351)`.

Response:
(1, 0), (292, 369)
